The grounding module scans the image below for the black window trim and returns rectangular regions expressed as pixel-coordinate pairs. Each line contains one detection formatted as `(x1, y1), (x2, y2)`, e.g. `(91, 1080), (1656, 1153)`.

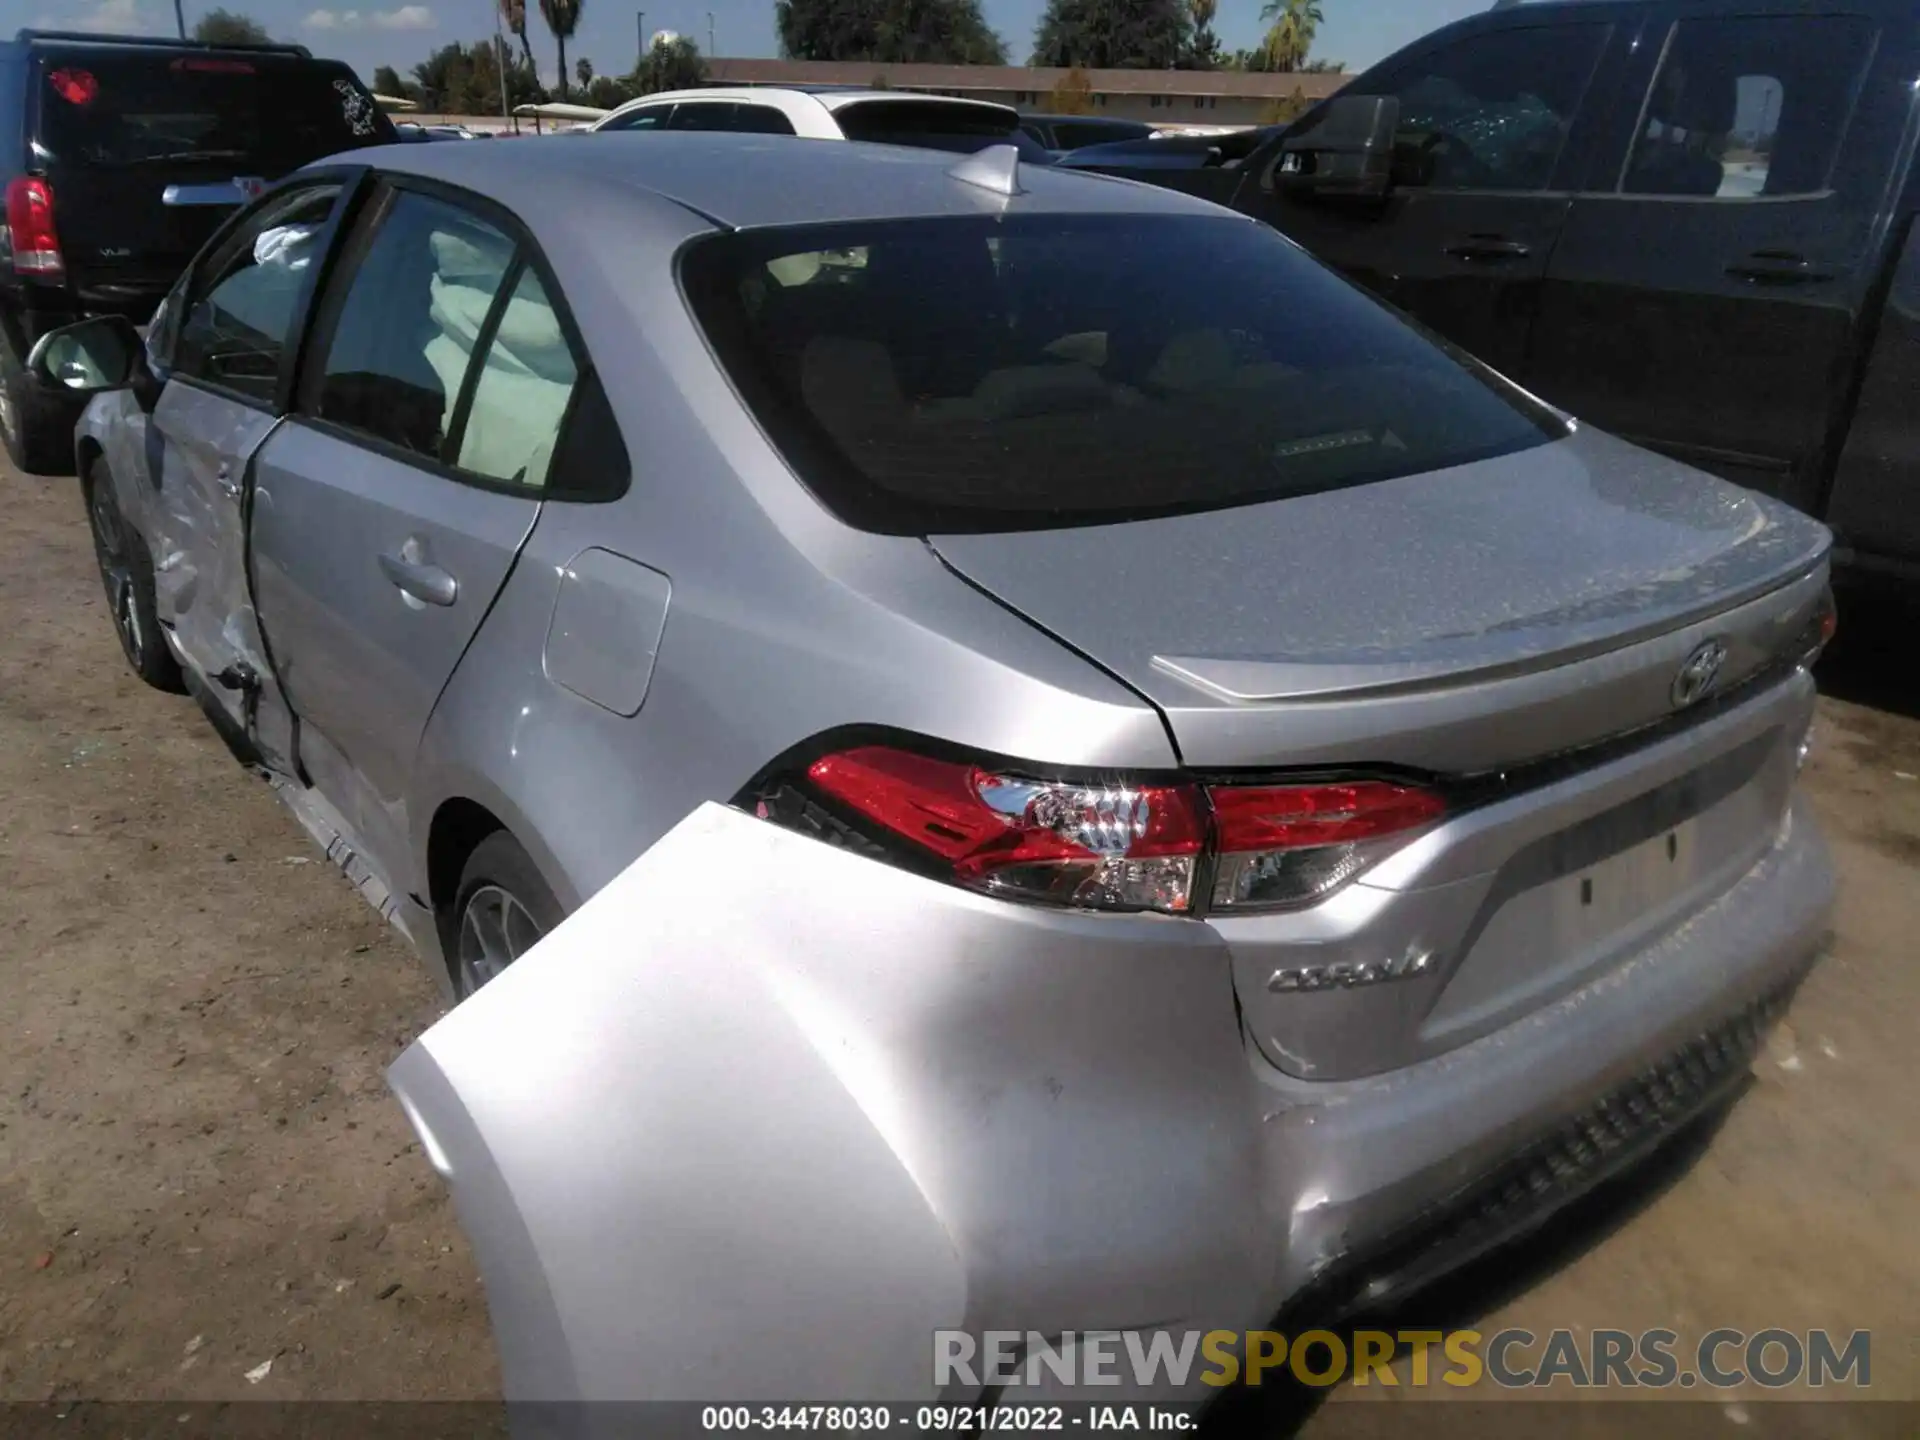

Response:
(289, 169), (628, 504)
(162, 166), (367, 416)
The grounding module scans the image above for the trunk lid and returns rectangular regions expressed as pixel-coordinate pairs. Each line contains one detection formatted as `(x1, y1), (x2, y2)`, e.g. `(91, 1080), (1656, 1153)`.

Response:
(930, 426), (1830, 774)
(936, 426), (1832, 1080)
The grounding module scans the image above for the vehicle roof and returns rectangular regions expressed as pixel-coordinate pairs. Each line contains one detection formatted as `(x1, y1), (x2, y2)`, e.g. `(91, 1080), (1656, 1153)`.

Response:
(13, 27), (314, 58)
(346, 130), (1234, 231)
(607, 86), (1014, 114)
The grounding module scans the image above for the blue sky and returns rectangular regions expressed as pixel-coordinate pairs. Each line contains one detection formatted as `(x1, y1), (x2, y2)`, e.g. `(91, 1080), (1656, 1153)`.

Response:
(7, 0), (1486, 87)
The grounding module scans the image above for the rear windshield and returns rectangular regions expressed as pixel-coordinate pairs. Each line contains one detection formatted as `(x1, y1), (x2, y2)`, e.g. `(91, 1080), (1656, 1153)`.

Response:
(681, 213), (1566, 534)
(835, 99), (1018, 148)
(34, 53), (391, 171)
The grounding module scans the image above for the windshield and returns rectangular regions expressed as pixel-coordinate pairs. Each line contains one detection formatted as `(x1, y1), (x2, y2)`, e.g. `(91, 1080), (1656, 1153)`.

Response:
(35, 53), (391, 170)
(682, 213), (1565, 535)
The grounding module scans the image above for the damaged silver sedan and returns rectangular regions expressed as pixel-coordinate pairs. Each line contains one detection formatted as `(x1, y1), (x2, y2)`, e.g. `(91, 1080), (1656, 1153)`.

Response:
(33, 133), (1837, 1414)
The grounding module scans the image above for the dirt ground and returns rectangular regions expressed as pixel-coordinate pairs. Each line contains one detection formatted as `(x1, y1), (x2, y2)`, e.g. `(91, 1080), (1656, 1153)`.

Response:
(0, 459), (1914, 1415)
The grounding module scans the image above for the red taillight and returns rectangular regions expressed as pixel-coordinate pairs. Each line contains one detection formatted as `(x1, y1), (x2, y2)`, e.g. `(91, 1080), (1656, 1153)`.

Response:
(1210, 781), (1446, 911)
(5, 178), (63, 277)
(794, 744), (1442, 916)
(808, 747), (1206, 912)
(47, 67), (98, 105)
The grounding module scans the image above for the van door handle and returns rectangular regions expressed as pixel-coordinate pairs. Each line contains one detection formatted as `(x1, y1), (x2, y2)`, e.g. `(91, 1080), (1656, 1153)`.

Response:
(1725, 251), (1835, 284)
(379, 540), (458, 608)
(1443, 235), (1532, 262)
(214, 461), (240, 500)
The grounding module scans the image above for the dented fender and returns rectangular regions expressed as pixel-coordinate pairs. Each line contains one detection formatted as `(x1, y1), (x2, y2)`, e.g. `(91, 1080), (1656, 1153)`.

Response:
(388, 803), (1266, 1406)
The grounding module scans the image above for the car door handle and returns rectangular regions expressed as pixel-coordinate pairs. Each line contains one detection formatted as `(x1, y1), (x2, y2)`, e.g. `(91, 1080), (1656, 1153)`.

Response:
(1724, 251), (1835, 285)
(1443, 235), (1532, 262)
(214, 461), (239, 500)
(379, 548), (459, 607)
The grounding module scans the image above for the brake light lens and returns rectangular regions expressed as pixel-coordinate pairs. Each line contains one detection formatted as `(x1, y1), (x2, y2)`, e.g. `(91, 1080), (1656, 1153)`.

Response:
(808, 747), (1206, 912)
(4, 178), (63, 277)
(173, 57), (257, 73)
(47, 67), (98, 105)
(788, 744), (1442, 916)
(1210, 781), (1447, 911)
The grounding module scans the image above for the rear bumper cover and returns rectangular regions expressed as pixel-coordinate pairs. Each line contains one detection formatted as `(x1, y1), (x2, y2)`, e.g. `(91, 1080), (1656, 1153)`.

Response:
(388, 790), (1832, 1407)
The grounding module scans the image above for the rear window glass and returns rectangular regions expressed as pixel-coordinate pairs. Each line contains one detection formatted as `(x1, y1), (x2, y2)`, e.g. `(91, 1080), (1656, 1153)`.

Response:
(35, 54), (391, 170)
(681, 214), (1565, 534)
(835, 99), (1018, 147)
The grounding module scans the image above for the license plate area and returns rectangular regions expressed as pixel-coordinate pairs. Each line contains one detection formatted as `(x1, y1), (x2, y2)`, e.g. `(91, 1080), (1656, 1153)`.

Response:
(1549, 819), (1700, 945)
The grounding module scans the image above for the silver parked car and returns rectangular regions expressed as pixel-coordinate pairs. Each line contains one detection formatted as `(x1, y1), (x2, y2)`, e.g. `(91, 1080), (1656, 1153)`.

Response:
(34, 133), (1837, 1412)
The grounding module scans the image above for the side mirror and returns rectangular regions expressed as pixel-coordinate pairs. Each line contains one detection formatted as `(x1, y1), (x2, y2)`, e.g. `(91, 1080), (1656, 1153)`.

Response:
(1273, 94), (1400, 201)
(26, 315), (145, 396)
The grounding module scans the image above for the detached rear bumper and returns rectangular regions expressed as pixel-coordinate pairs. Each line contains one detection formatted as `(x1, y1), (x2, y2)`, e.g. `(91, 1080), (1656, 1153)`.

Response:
(388, 792), (1832, 1409)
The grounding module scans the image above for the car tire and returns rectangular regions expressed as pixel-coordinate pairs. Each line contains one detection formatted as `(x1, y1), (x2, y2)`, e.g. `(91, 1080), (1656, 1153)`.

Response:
(0, 325), (76, 476)
(452, 830), (565, 998)
(83, 455), (186, 693)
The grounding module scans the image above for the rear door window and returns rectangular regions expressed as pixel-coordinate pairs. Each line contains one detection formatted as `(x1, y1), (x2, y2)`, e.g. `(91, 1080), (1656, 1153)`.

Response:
(1620, 17), (1877, 198)
(299, 183), (601, 494)
(668, 102), (740, 131)
(682, 213), (1565, 534)
(33, 53), (389, 171)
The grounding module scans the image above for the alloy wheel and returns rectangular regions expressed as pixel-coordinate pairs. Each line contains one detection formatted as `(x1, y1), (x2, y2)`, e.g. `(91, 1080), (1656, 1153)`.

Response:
(456, 884), (544, 995)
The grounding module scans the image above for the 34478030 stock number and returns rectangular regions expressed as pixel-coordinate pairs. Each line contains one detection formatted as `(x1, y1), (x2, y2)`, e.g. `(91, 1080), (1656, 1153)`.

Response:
(699, 1405), (1068, 1431)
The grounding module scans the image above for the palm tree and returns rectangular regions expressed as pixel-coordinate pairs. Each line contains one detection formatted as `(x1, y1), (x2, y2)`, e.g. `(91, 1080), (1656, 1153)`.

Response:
(1257, 0), (1323, 71)
(500, 0), (536, 71)
(540, 0), (584, 99)
(576, 55), (594, 89)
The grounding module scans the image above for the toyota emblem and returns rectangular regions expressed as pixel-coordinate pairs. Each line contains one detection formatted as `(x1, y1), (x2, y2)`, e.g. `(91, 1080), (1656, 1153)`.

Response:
(1672, 638), (1729, 709)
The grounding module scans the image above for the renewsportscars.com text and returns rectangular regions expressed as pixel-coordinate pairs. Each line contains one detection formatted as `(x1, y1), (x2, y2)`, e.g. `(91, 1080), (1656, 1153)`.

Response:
(934, 1327), (1871, 1390)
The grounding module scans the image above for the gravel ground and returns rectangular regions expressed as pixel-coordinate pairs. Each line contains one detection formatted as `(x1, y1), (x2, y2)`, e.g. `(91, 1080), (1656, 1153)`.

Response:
(0, 461), (1913, 1417)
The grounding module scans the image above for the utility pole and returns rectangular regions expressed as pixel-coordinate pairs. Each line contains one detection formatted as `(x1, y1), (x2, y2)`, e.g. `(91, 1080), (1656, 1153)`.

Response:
(173, 0), (186, 38)
(706, 11), (715, 54)
(636, 10), (646, 67)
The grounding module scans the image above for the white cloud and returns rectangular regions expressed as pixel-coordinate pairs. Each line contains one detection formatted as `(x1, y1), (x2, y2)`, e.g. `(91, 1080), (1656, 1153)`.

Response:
(372, 4), (433, 28)
(36, 0), (156, 34)
(303, 5), (432, 30)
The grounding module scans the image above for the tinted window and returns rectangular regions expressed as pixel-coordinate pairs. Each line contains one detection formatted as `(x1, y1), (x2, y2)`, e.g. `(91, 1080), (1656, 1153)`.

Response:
(1359, 25), (1608, 191)
(668, 103), (737, 131)
(683, 214), (1563, 535)
(1054, 120), (1151, 150)
(455, 265), (580, 488)
(601, 104), (671, 131)
(734, 104), (797, 136)
(173, 183), (339, 402)
(33, 54), (390, 170)
(1622, 18), (1875, 199)
(309, 189), (515, 462)
(834, 100), (1018, 146)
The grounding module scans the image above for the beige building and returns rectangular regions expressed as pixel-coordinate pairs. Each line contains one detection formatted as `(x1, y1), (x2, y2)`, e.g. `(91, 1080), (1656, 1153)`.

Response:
(701, 59), (1348, 127)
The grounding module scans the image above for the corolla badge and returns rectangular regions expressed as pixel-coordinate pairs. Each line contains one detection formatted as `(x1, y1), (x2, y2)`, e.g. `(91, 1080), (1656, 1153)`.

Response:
(1672, 638), (1729, 709)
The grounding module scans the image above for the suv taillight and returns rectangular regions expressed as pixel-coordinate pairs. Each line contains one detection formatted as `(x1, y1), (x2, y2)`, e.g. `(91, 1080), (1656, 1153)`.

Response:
(773, 743), (1444, 916)
(5, 178), (63, 277)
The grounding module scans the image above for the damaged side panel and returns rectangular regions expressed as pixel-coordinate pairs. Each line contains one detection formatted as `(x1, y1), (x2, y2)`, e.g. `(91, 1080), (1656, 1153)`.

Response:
(389, 804), (1264, 1406)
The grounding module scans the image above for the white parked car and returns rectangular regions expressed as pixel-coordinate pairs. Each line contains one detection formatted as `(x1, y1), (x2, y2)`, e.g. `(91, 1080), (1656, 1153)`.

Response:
(589, 85), (1054, 160)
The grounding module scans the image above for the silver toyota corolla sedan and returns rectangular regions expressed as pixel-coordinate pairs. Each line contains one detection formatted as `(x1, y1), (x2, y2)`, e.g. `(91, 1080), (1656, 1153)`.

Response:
(33, 133), (1836, 1413)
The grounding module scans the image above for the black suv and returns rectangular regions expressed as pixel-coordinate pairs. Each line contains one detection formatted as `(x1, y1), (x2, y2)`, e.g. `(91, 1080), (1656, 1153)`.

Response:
(1080, 0), (1920, 593)
(0, 30), (393, 472)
